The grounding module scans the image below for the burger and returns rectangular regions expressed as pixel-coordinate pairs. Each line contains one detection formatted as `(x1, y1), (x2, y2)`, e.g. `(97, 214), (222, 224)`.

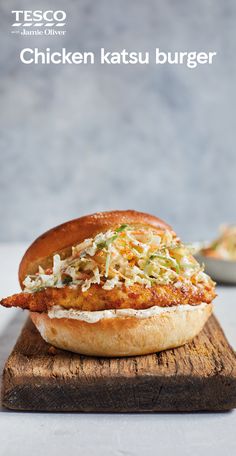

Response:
(0, 210), (216, 357)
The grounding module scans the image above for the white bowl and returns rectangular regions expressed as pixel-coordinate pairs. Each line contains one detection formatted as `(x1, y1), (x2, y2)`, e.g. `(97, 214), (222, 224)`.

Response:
(193, 243), (236, 284)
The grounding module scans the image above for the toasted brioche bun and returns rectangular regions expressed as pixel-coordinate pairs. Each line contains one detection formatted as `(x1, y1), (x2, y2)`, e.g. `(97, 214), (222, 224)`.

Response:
(19, 210), (174, 287)
(30, 303), (212, 357)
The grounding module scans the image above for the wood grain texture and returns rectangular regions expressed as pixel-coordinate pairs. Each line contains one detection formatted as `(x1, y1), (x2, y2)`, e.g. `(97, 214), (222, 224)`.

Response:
(2, 315), (236, 412)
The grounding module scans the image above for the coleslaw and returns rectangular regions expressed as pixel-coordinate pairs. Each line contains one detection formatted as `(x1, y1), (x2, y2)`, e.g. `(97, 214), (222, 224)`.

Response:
(23, 224), (210, 293)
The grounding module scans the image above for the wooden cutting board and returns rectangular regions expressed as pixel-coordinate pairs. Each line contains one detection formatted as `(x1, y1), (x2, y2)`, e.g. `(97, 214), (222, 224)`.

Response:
(2, 315), (236, 412)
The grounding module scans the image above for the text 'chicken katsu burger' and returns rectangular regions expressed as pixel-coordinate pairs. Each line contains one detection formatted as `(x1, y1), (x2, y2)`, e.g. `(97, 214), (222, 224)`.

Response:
(1, 210), (216, 357)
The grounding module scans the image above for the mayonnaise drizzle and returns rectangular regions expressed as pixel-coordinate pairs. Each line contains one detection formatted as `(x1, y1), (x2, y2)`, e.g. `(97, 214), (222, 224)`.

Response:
(48, 303), (208, 324)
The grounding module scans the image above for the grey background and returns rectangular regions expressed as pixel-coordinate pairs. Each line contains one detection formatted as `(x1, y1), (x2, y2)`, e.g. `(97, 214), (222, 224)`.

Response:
(0, 0), (235, 243)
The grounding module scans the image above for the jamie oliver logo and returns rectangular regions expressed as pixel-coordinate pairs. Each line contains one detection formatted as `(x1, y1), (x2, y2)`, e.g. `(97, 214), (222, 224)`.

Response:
(11, 10), (66, 36)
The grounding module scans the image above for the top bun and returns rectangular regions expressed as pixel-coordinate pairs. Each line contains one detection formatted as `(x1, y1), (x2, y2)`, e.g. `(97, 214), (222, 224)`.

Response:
(19, 210), (174, 288)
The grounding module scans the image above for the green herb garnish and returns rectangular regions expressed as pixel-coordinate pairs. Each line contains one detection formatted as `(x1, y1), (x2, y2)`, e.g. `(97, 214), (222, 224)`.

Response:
(97, 225), (127, 250)
(96, 241), (107, 250)
(115, 224), (128, 233)
(62, 276), (73, 285)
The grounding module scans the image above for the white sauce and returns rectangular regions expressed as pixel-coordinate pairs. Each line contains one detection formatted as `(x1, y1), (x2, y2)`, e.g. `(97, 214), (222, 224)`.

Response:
(48, 302), (208, 324)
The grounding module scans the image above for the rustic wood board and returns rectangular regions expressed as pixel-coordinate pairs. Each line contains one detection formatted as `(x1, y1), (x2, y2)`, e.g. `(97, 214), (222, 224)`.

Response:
(2, 315), (236, 412)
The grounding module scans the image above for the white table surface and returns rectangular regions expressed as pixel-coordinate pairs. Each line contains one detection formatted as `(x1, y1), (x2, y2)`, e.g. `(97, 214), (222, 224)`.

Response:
(0, 243), (235, 456)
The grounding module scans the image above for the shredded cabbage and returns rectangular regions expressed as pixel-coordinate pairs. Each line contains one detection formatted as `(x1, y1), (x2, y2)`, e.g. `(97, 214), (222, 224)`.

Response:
(23, 224), (211, 293)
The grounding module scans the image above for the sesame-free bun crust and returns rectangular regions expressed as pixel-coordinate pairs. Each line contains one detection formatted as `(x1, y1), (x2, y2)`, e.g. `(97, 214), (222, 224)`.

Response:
(30, 303), (212, 357)
(19, 210), (174, 287)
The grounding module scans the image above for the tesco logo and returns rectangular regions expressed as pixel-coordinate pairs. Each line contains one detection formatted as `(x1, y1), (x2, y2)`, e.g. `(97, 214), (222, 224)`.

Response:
(11, 10), (66, 27)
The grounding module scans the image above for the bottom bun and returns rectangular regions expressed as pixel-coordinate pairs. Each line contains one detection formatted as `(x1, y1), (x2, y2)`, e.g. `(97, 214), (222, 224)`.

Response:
(30, 303), (213, 357)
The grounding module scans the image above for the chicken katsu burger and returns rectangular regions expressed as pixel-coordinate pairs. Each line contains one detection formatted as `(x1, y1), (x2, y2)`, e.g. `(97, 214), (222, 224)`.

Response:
(1, 210), (216, 357)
